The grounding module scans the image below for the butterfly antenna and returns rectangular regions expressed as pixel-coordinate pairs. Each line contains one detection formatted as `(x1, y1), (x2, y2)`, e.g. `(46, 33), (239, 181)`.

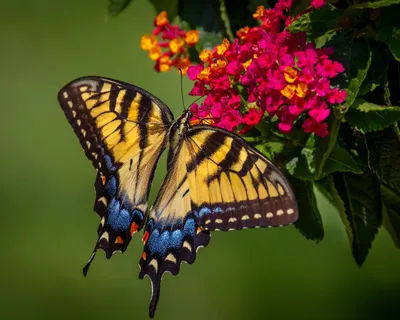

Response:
(178, 68), (186, 111)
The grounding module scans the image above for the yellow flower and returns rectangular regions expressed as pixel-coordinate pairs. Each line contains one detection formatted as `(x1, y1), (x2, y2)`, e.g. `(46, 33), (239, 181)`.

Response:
(199, 49), (213, 62)
(253, 5), (265, 19)
(197, 67), (211, 80)
(155, 11), (169, 27)
(296, 82), (308, 98)
(140, 34), (157, 51)
(284, 66), (298, 83)
(280, 84), (296, 99)
(185, 30), (199, 46)
(148, 46), (162, 60)
(159, 56), (171, 72)
(217, 38), (230, 56)
(243, 59), (252, 70)
(169, 38), (185, 53)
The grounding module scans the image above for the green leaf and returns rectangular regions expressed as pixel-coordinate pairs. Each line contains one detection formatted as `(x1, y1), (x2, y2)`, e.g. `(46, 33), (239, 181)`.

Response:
(320, 142), (363, 178)
(352, 0), (400, 9)
(286, 134), (317, 180)
(381, 184), (400, 249)
(290, 178), (324, 241)
(288, 5), (341, 40)
(333, 171), (382, 266)
(286, 116), (341, 181)
(367, 127), (400, 192)
(346, 98), (400, 132)
(107, 0), (132, 17)
(149, 0), (179, 20)
(195, 28), (224, 52)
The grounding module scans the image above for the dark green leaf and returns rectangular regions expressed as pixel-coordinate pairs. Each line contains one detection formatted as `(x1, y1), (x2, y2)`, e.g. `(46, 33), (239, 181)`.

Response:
(381, 184), (400, 248)
(107, 0), (132, 17)
(149, 0), (179, 20)
(320, 142), (363, 178)
(333, 171), (382, 266)
(352, 0), (400, 9)
(346, 98), (400, 132)
(367, 126), (400, 192)
(342, 39), (373, 108)
(178, 0), (222, 32)
(288, 5), (341, 40)
(196, 29), (224, 52)
(358, 44), (391, 96)
(290, 178), (324, 241)
(388, 36), (400, 62)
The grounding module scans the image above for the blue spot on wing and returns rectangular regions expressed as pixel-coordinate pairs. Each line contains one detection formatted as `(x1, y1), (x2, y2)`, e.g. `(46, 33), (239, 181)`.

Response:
(198, 207), (211, 218)
(148, 229), (160, 253)
(108, 199), (131, 230)
(132, 209), (144, 221)
(213, 207), (223, 214)
(183, 218), (195, 237)
(105, 176), (117, 197)
(157, 231), (170, 256)
(104, 155), (116, 170)
(170, 230), (183, 248)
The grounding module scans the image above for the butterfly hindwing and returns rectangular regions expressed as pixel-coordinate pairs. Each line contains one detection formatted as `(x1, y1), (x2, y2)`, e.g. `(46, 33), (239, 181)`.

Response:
(139, 124), (298, 317)
(58, 77), (173, 272)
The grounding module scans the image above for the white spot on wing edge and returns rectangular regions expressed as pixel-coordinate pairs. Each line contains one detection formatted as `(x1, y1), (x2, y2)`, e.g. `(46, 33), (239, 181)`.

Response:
(277, 209), (284, 216)
(287, 208), (294, 215)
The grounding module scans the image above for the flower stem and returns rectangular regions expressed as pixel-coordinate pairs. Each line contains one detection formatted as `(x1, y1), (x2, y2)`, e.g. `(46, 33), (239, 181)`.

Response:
(218, 0), (234, 42)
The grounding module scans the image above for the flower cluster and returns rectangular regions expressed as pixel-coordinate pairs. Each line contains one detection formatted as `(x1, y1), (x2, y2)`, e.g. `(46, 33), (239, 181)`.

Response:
(140, 11), (199, 74)
(188, 0), (345, 137)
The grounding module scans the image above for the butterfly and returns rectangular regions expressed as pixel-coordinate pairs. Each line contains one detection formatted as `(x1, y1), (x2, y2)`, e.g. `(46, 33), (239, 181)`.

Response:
(58, 76), (298, 318)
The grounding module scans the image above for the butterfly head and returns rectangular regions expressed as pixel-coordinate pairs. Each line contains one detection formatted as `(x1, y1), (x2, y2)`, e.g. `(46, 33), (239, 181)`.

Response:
(169, 110), (192, 148)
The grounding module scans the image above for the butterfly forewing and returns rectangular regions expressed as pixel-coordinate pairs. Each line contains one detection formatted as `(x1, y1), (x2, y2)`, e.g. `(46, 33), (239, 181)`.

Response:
(58, 77), (173, 271)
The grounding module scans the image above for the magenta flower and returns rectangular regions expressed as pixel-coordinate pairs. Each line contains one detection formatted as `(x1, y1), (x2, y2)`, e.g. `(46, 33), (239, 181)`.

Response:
(316, 59), (345, 78)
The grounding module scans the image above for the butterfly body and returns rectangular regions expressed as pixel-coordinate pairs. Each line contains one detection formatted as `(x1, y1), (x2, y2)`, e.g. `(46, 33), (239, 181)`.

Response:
(58, 76), (298, 317)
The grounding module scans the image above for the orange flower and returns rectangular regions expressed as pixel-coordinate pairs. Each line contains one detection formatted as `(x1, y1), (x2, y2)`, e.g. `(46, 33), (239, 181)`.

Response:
(175, 57), (191, 74)
(169, 38), (185, 53)
(283, 66), (298, 83)
(185, 30), (200, 46)
(280, 84), (296, 99)
(199, 49), (213, 62)
(155, 11), (168, 27)
(140, 34), (157, 50)
(253, 5), (265, 19)
(211, 59), (227, 72)
(217, 39), (230, 56)
(237, 26), (249, 40)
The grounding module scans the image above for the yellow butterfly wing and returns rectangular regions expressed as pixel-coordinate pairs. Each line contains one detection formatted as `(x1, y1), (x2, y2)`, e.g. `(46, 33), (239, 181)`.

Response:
(58, 77), (173, 273)
(138, 125), (298, 317)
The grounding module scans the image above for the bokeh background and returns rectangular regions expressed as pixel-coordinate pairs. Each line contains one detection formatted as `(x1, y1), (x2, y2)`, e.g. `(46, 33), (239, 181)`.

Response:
(1, 0), (399, 319)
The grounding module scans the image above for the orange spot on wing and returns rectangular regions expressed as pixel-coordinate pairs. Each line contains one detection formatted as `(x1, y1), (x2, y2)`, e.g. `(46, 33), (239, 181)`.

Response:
(141, 252), (147, 260)
(101, 175), (107, 184)
(130, 222), (139, 236)
(115, 236), (124, 244)
(197, 226), (202, 234)
(142, 231), (149, 244)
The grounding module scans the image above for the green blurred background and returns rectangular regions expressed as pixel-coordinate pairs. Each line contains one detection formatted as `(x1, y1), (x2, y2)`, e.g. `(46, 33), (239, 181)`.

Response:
(1, 0), (399, 319)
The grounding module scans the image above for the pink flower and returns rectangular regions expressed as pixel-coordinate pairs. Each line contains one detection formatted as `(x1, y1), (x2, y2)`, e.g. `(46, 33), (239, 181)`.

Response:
(313, 79), (330, 97)
(311, 0), (325, 9)
(187, 65), (203, 80)
(243, 108), (263, 125)
(316, 59), (345, 78)
(326, 88), (346, 104)
(302, 118), (329, 137)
